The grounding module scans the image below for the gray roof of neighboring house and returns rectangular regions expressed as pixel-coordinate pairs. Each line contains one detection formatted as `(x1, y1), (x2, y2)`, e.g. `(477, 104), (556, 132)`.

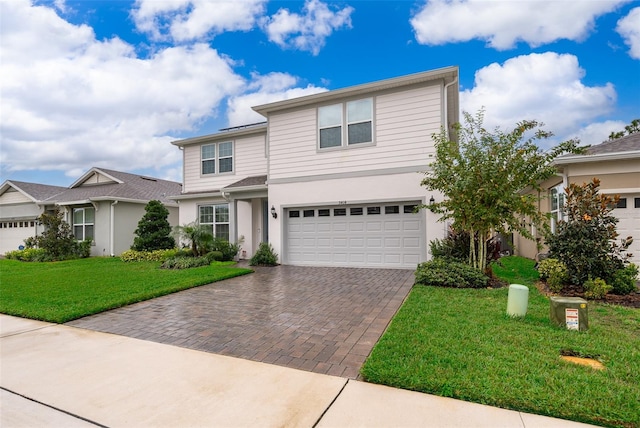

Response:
(53, 168), (182, 205)
(555, 132), (640, 165)
(585, 132), (640, 155)
(2, 168), (182, 206)
(4, 181), (67, 202)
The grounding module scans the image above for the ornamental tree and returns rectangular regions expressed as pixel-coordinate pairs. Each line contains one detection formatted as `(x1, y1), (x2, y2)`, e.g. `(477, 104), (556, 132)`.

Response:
(546, 178), (633, 285)
(421, 109), (583, 272)
(132, 200), (175, 251)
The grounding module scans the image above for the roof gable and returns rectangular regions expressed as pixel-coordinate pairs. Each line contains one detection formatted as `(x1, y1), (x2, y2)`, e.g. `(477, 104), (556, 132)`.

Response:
(0, 180), (67, 203)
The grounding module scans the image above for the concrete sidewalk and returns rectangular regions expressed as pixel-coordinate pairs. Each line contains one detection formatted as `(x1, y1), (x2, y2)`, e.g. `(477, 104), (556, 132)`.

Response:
(1, 315), (598, 427)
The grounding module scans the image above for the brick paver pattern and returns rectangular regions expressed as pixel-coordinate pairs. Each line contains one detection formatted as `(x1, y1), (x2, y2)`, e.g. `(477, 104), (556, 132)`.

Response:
(67, 265), (414, 379)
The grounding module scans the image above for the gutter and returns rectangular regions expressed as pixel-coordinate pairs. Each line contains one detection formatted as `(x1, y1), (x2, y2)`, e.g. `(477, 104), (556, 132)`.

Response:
(554, 150), (640, 165)
(110, 201), (118, 256)
(443, 76), (458, 139)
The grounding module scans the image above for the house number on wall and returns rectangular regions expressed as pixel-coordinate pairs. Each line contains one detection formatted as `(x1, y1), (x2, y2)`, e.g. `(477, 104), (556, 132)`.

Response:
(338, 201), (347, 205)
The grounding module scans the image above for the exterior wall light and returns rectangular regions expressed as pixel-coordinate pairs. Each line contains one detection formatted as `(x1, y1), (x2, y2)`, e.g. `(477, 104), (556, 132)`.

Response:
(429, 196), (435, 205)
(271, 205), (277, 219)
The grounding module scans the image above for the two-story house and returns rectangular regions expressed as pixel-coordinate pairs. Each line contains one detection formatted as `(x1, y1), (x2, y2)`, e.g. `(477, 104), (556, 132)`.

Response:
(171, 67), (459, 268)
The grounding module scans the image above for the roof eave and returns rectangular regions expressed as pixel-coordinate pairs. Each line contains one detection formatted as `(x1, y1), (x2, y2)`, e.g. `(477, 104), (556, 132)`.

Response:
(252, 66), (459, 116)
(554, 150), (640, 165)
(171, 124), (267, 147)
(168, 191), (223, 201)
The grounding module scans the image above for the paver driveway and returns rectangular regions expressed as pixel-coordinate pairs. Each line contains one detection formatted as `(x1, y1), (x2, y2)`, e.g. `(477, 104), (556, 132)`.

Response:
(67, 265), (414, 378)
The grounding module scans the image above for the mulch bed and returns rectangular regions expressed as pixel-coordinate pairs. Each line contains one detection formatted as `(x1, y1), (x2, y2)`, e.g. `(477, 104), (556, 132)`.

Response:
(536, 281), (640, 309)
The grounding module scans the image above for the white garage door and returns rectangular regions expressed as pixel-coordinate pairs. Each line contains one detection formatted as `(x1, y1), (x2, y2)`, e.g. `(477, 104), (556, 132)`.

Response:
(285, 201), (425, 269)
(613, 194), (640, 265)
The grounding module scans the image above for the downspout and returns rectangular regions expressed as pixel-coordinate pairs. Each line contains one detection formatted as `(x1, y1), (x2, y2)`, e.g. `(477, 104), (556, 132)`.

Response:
(110, 201), (118, 256)
(443, 76), (458, 139)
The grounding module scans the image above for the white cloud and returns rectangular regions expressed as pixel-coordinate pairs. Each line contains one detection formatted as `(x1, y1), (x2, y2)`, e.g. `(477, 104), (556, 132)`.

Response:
(0, 0), (245, 177)
(132, 0), (266, 42)
(616, 7), (640, 59)
(460, 52), (617, 145)
(411, 0), (625, 50)
(262, 0), (354, 55)
(566, 120), (627, 147)
(227, 72), (327, 126)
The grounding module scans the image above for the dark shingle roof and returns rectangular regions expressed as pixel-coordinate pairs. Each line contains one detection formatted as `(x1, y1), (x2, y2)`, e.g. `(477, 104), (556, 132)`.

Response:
(586, 132), (640, 155)
(224, 175), (267, 189)
(50, 168), (181, 205)
(3, 168), (182, 206)
(5, 181), (67, 201)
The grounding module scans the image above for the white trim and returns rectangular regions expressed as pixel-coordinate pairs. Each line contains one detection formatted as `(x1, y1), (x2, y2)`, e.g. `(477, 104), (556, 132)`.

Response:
(554, 150), (640, 165)
(253, 66), (459, 116)
(267, 165), (430, 185)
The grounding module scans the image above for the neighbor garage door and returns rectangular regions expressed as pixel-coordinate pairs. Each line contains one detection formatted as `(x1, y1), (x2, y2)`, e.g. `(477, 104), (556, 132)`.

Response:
(285, 201), (424, 268)
(613, 194), (640, 265)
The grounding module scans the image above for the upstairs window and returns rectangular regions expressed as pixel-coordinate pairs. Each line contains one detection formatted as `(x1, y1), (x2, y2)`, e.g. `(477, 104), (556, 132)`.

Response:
(318, 98), (373, 149)
(73, 207), (94, 241)
(319, 104), (342, 148)
(201, 142), (233, 175)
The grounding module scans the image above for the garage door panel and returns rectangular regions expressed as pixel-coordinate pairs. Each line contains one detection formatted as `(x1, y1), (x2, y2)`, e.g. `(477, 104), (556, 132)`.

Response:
(403, 220), (421, 231)
(366, 237), (383, 248)
(317, 222), (332, 232)
(384, 237), (401, 248)
(285, 201), (424, 268)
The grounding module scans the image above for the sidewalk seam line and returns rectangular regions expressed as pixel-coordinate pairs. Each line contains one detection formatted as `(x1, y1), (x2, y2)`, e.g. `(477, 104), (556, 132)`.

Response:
(311, 378), (350, 428)
(0, 386), (108, 428)
(0, 324), (58, 338)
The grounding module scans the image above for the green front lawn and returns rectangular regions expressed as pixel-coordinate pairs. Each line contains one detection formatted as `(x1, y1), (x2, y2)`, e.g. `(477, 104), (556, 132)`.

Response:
(0, 258), (252, 323)
(362, 256), (640, 428)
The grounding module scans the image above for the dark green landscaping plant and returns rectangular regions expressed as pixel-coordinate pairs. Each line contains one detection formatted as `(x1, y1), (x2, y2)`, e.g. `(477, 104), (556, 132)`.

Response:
(132, 200), (175, 251)
(211, 237), (240, 261)
(415, 258), (488, 288)
(249, 242), (279, 266)
(546, 178), (632, 285)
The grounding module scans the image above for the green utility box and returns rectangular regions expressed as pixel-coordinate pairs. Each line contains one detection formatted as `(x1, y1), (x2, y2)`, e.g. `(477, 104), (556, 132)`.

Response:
(550, 296), (588, 331)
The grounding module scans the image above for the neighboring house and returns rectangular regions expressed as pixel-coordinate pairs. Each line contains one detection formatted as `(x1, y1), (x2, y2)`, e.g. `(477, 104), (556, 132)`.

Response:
(0, 167), (181, 256)
(171, 67), (460, 268)
(514, 132), (640, 264)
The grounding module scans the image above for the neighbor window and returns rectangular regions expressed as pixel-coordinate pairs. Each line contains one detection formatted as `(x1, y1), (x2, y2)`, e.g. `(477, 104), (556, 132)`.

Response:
(199, 204), (229, 241)
(550, 185), (565, 233)
(201, 142), (233, 175)
(318, 98), (373, 149)
(73, 207), (94, 241)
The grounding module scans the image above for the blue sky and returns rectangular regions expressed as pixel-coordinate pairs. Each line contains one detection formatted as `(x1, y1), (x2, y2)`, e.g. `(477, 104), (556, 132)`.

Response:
(1, 0), (639, 186)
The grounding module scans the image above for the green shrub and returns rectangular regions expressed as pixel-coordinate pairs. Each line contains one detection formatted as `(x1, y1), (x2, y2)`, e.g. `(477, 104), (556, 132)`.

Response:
(415, 259), (488, 288)
(583, 277), (612, 300)
(131, 200), (175, 251)
(120, 249), (178, 262)
(250, 242), (279, 266)
(546, 178), (631, 285)
(211, 238), (240, 261)
(160, 256), (211, 269)
(610, 264), (639, 295)
(536, 258), (568, 293)
(5, 248), (47, 261)
(204, 251), (224, 263)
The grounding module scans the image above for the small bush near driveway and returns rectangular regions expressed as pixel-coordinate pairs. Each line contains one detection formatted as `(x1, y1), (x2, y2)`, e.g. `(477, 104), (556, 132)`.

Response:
(414, 258), (488, 288)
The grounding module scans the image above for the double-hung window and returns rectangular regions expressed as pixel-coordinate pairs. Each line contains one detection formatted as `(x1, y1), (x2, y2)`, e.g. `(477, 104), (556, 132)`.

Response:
(201, 142), (233, 175)
(73, 207), (94, 241)
(318, 98), (373, 149)
(199, 204), (230, 241)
